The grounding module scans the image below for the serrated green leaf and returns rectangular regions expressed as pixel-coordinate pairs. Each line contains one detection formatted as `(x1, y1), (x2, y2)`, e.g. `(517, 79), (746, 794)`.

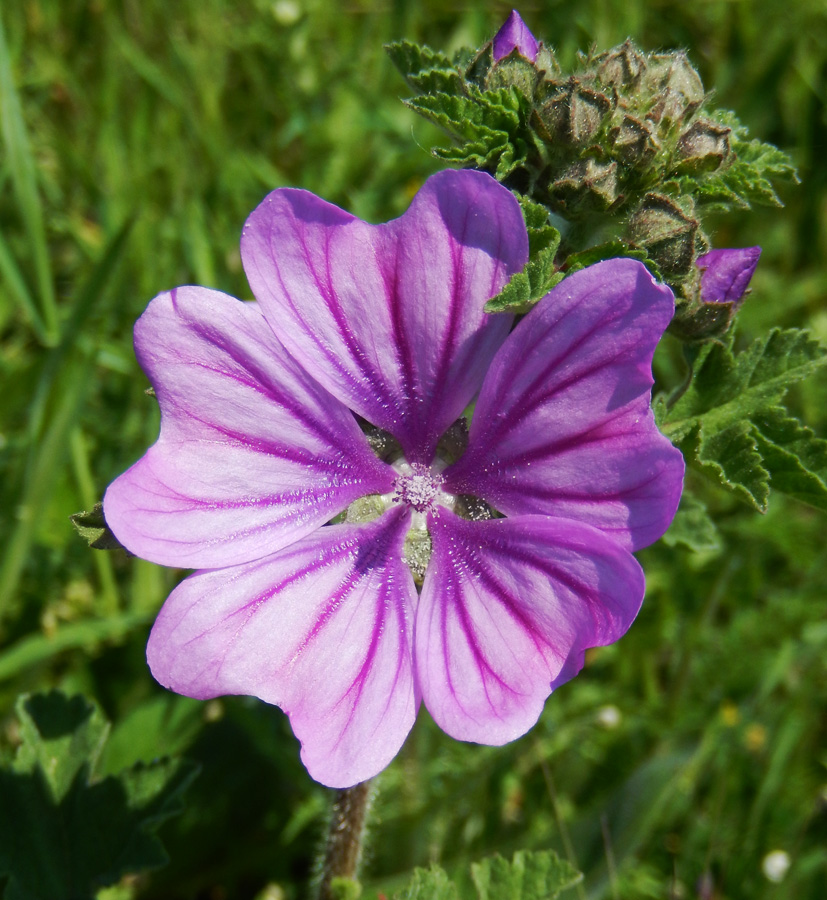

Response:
(696, 113), (799, 210)
(406, 90), (521, 138)
(0, 691), (198, 900)
(696, 419), (770, 510)
(70, 502), (132, 553)
(662, 328), (826, 510)
(385, 40), (454, 81)
(750, 408), (827, 510)
(675, 175), (748, 211)
(471, 849), (582, 900)
(666, 329), (826, 429)
(408, 67), (464, 96)
(661, 492), (720, 551)
(394, 865), (460, 900)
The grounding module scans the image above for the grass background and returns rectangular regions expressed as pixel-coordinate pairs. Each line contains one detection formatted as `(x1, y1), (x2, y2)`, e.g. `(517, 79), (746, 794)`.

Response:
(0, 1), (825, 898)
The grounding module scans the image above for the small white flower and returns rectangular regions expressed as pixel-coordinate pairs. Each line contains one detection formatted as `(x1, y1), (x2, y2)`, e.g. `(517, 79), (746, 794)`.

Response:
(596, 705), (622, 729)
(761, 850), (791, 883)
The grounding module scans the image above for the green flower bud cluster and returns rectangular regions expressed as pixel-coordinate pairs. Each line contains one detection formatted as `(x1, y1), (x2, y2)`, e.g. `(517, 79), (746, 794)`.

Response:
(387, 28), (796, 338)
(468, 38), (732, 276)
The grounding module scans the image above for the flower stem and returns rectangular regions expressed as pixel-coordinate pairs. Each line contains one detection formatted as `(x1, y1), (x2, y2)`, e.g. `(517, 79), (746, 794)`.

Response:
(317, 779), (373, 900)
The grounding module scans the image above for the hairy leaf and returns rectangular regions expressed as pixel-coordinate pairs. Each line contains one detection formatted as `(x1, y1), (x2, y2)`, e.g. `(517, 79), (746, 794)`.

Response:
(485, 196), (562, 313)
(696, 112), (799, 209)
(385, 41), (454, 82)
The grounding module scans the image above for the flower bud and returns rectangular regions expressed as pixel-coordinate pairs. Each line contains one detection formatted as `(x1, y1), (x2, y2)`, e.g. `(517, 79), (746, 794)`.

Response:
(675, 119), (732, 173)
(493, 10), (539, 63)
(486, 53), (542, 97)
(539, 77), (613, 147)
(552, 158), (618, 211)
(609, 114), (660, 166)
(595, 39), (647, 88)
(627, 193), (699, 278)
(697, 247), (761, 305)
(669, 246), (761, 341)
(644, 52), (705, 123)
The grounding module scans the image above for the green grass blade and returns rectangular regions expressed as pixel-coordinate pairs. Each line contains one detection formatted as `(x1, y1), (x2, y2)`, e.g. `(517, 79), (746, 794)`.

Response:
(0, 611), (151, 682)
(0, 11), (59, 344)
(0, 224), (48, 341)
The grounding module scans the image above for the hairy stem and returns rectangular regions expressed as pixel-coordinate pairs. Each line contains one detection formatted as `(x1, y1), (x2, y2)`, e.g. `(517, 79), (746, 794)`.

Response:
(317, 780), (374, 900)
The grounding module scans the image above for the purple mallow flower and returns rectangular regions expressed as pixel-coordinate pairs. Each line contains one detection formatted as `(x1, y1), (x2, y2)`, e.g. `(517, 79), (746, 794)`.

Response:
(697, 246), (761, 306)
(493, 10), (539, 62)
(104, 170), (683, 788)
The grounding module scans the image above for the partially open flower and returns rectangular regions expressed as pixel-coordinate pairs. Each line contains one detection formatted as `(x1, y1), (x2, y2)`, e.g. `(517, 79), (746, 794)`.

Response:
(104, 170), (683, 788)
(669, 246), (761, 340)
(493, 10), (539, 62)
(697, 246), (761, 306)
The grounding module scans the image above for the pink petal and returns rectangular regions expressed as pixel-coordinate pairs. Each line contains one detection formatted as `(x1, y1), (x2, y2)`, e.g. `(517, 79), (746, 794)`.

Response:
(241, 169), (527, 463)
(146, 507), (418, 789)
(444, 259), (684, 551)
(104, 287), (392, 569)
(417, 508), (644, 744)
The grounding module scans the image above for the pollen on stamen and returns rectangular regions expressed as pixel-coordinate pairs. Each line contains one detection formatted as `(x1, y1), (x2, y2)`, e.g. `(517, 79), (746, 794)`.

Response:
(393, 462), (443, 513)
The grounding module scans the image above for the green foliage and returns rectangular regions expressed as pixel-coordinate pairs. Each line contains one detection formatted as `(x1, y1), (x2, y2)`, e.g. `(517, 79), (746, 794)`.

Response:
(394, 851), (580, 900)
(0, 691), (197, 900)
(484, 196), (562, 313)
(662, 329), (827, 510)
(689, 112), (801, 210)
(395, 866), (459, 900)
(660, 493), (720, 552)
(0, 2), (825, 899)
(470, 850), (582, 900)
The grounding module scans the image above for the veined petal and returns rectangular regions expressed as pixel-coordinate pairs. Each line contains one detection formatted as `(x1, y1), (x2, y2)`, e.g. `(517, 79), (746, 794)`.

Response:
(417, 509), (644, 744)
(445, 259), (684, 551)
(241, 169), (527, 463)
(147, 507), (418, 789)
(104, 287), (392, 569)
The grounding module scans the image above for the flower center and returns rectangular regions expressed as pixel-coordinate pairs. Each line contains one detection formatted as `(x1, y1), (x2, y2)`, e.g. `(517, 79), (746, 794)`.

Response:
(392, 462), (445, 513)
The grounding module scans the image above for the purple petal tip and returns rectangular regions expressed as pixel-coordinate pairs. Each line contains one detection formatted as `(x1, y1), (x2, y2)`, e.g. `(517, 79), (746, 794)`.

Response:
(697, 246), (761, 305)
(493, 10), (539, 62)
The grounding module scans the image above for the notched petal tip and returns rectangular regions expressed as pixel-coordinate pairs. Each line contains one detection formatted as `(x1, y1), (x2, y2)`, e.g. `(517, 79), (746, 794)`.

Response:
(147, 509), (419, 788)
(446, 257), (682, 552)
(104, 285), (392, 569)
(240, 169), (527, 463)
(417, 510), (644, 746)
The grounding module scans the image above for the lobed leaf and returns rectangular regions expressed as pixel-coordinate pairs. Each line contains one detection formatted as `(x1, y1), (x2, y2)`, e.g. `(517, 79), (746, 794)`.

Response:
(661, 493), (720, 551)
(471, 850), (582, 900)
(750, 408), (827, 511)
(696, 112), (799, 210)
(0, 691), (198, 900)
(662, 328), (827, 510)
